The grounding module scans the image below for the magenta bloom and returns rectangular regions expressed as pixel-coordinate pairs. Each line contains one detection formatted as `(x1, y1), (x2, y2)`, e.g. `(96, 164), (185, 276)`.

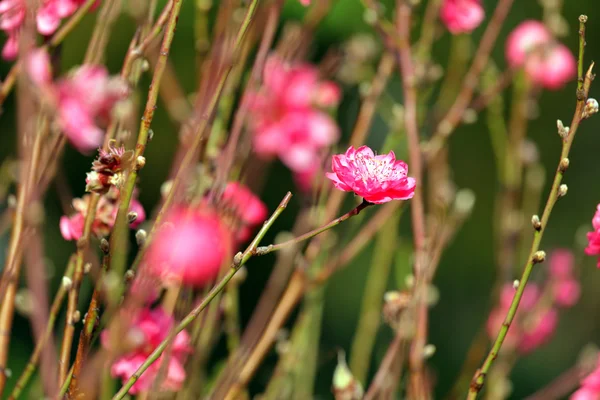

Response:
(585, 204), (600, 267)
(326, 146), (416, 204)
(505, 21), (552, 68)
(222, 182), (268, 243)
(60, 188), (145, 241)
(549, 249), (575, 279)
(146, 207), (232, 287)
(552, 279), (581, 308)
(518, 308), (558, 354)
(26, 49), (129, 153)
(101, 307), (191, 394)
(524, 44), (576, 90)
(572, 357), (600, 400)
(0, 0), (95, 59)
(440, 0), (485, 34)
(247, 55), (340, 173)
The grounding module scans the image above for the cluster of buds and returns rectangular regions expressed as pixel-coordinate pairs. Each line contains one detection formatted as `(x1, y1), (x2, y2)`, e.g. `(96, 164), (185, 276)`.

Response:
(86, 142), (133, 194)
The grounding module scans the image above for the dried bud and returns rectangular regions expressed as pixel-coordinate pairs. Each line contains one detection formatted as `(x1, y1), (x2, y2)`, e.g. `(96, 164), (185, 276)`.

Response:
(558, 184), (568, 197)
(582, 98), (599, 119)
(332, 351), (364, 400)
(383, 291), (412, 328)
(557, 119), (570, 138)
(135, 229), (147, 246)
(127, 211), (138, 224)
(531, 215), (541, 231)
(532, 250), (546, 264)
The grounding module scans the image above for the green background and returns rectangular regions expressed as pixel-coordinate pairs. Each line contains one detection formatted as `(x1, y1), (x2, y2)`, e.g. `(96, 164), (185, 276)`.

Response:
(2, 0), (600, 398)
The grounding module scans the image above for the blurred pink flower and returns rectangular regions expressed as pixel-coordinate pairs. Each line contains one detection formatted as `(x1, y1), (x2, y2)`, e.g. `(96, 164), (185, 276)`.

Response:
(552, 279), (581, 308)
(26, 49), (129, 153)
(440, 0), (484, 34)
(549, 249), (575, 279)
(60, 188), (145, 241)
(505, 20), (552, 67)
(299, 0), (310, 5)
(518, 308), (558, 354)
(585, 204), (600, 267)
(146, 207), (232, 287)
(499, 283), (540, 311)
(247, 55), (340, 173)
(101, 307), (191, 394)
(524, 43), (576, 90)
(326, 146), (416, 204)
(222, 182), (268, 243)
(572, 357), (600, 399)
(0, 0), (95, 59)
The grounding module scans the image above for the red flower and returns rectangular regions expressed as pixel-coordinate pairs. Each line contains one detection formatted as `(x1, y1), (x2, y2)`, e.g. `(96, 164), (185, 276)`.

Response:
(585, 204), (600, 267)
(440, 0), (485, 34)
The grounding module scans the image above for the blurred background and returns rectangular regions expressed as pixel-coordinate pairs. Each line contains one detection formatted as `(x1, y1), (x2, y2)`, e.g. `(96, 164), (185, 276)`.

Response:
(2, 0), (600, 398)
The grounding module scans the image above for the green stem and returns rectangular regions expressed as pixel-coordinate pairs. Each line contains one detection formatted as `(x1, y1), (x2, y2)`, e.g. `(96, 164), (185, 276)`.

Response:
(467, 19), (593, 397)
(255, 200), (373, 256)
(112, 192), (292, 399)
(350, 211), (400, 383)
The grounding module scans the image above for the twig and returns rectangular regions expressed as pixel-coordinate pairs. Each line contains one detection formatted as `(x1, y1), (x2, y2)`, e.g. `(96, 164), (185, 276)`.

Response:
(363, 330), (406, 400)
(467, 17), (594, 399)
(112, 192), (292, 399)
(424, 0), (515, 160)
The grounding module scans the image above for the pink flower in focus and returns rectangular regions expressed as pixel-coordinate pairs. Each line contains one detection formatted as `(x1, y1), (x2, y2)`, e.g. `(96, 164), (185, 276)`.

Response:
(0, 0), (95, 60)
(247, 55), (340, 173)
(101, 308), (191, 394)
(505, 21), (552, 67)
(552, 279), (581, 307)
(326, 146), (416, 204)
(585, 204), (600, 267)
(26, 49), (129, 153)
(549, 249), (575, 279)
(146, 207), (232, 287)
(60, 188), (145, 241)
(524, 43), (577, 90)
(440, 0), (485, 34)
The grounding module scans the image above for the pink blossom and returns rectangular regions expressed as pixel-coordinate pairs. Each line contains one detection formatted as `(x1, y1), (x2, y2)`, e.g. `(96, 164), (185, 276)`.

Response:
(549, 249), (575, 279)
(505, 21), (552, 67)
(247, 55), (340, 173)
(486, 308), (522, 351)
(326, 146), (416, 204)
(440, 0), (485, 34)
(101, 307), (191, 394)
(499, 283), (540, 311)
(585, 204), (600, 267)
(60, 188), (145, 241)
(524, 43), (577, 90)
(0, 0), (95, 60)
(146, 207), (232, 287)
(571, 357), (600, 399)
(299, 0), (310, 5)
(552, 279), (581, 308)
(26, 49), (129, 153)
(518, 308), (558, 354)
(221, 182), (268, 243)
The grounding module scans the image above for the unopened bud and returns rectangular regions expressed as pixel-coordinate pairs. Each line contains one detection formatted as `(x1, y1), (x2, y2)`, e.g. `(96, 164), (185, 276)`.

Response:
(100, 238), (110, 254)
(2, 368), (11, 378)
(127, 212), (138, 224)
(62, 276), (73, 290)
(454, 189), (476, 217)
(513, 279), (520, 289)
(532, 250), (546, 264)
(135, 229), (147, 246)
(136, 156), (146, 170)
(233, 252), (243, 267)
(462, 109), (478, 124)
(558, 184), (568, 197)
(15, 290), (33, 316)
(582, 98), (599, 119)
(559, 158), (570, 173)
(124, 269), (135, 283)
(423, 344), (436, 359)
(531, 215), (541, 231)
(557, 120), (570, 138)
(72, 310), (81, 323)
(83, 263), (92, 274)
(332, 351), (364, 400)
(383, 291), (412, 328)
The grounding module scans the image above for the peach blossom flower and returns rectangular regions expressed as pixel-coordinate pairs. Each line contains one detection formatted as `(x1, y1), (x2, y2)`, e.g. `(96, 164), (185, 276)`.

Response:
(549, 249), (575, 279)
(552, 279), (581, 308)
(524, 43), (576, 89)
(26, 48), (129, 153)
(247, 55), (340, 173)
(572, 357), (600, 399)
(505, 20), (552, 68)
(60, 188), (145, 240)
(440, 0), (485, 34)
(585, 204), (600, 267)
(221, 182), (268, 243)
(101, 307), (191, 394)
(326, 146), (416, 204)
(145, 207), (232, 287)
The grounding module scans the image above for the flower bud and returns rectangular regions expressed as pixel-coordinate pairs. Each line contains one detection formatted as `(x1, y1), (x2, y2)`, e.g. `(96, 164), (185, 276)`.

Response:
(332, 351), (364, 400)
(531, 215), (541, 231)
(557, 119), (569, 138)
(383, 291), (412, 328)
(582, 98), (599, 119)
(558, 184), (568, 197)
(135, 229), (147, 246)
(100, 238), (110, 254)
(533, 250), (547, 264)
(127, 211), (138, 224)
(62, 276), (73, 290)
